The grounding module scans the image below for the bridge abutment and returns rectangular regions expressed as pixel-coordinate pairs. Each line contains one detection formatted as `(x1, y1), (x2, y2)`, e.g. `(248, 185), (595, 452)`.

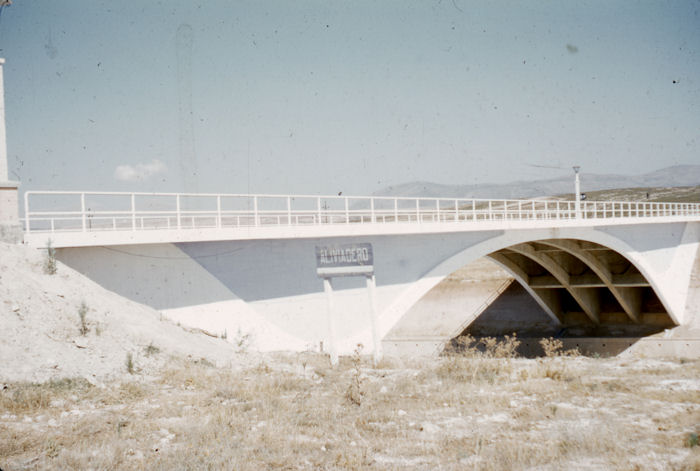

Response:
(0, 58), (21, 244)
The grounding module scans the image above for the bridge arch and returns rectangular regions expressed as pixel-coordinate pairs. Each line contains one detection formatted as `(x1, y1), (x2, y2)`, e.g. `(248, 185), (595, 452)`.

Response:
(373, 224), (699, 352)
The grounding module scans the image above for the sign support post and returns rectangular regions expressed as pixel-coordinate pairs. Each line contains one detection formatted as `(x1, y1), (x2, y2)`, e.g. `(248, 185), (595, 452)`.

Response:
(323, 277), (339, 367)
(365, 274), (382, 365)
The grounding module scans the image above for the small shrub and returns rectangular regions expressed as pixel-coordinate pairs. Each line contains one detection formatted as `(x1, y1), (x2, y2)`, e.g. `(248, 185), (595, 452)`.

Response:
(346, 344), (364, 406)
(484, 334), (521, 358)
(686, 432), (699, 448)
(445, 334), (521, 359)
(45, 438), (61, 459)
(540, 337), (580, 357)
(78, 302), (89, 336)
(126, 352), (135, 374)
(144, 343), (160, 356)
(541, 338), (564, 357)
(234, 328), (251, 352)
(43, 239), (57, 275)
(194, 357), (215, 368)
(444, 335), (480, 357)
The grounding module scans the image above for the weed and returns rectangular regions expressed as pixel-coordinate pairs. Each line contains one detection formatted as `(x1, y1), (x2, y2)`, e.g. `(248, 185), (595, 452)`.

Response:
(125, 352), (135, 374)
(43, 239), (57, 275)
(482, 334), (521, 358)
(78, 302), (89, 336)
(445, 334), (521, 359)
(439, 335), (524, 385)
(0, 378), (92, 414)
(233, 328), (251, 352)
(346, 344), (364, 406)
(540, 337), (580, 357)
(444, 334), (480, 357)
(221, 329), (228, 340)
(45, 438), (61, 459)
(541, 337), (564, 357)
(686, 432), (699, 448)
(190, 357), (215, 368)
(144, 343), (160, 357)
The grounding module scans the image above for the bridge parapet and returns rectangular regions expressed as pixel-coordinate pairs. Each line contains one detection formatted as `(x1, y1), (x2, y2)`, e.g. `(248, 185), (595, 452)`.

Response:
(22, 190), (700, 248)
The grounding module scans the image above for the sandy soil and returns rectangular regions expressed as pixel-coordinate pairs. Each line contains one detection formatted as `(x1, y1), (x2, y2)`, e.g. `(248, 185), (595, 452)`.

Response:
(0, 242), (248, 384)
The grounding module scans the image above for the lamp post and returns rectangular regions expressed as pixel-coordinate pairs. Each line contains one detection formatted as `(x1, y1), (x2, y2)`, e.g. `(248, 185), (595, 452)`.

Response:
(573, 166), (581, 218)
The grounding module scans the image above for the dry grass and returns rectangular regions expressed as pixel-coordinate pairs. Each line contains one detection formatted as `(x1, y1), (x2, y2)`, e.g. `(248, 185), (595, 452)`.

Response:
(1, 351), (699, 470)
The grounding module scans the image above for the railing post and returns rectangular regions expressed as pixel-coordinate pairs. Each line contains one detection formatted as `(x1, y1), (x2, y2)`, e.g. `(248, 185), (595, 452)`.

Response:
(472, 200), (476, 221)
(503, 200), (507, 220)
(254, 196), (260, 226)
(344, 197), (349, 224)
(416, 199), (420, 223)
(287, 196), (292, 226)
(488, 200), (492, 220)
(81, 193), (86, 232)
(394, 198), (399, 223)
(370, 198), (375, 223)
(176, 194), (181, 229)
(436, 200), (440, 223)
(131, 194), (136, 231)
(216, 195), (222, 228)
(518, 200), (522, 220)
(316, 197), (322, 225)
(455, 199), (459, 222)
(24, 191), (30, 233)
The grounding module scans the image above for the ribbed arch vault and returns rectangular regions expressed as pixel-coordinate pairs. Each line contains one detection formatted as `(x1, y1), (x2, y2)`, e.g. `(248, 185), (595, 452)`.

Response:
(485, 238), (674, 334)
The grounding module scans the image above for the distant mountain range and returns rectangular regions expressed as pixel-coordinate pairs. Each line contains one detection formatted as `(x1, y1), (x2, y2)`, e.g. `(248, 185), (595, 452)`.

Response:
(374, 165), (700, 199)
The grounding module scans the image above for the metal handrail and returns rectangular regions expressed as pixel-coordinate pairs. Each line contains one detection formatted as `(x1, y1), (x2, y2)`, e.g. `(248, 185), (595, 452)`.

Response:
(23, 190), (700, 234)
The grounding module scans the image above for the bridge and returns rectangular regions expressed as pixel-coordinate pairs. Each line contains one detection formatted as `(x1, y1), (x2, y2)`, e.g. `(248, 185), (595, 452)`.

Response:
(0, 51), (696, 358)
(17, 190), (700, 358)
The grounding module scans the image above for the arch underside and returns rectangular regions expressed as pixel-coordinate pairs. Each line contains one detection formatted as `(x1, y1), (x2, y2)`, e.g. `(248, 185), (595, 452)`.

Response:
(485, 238), (675, 336)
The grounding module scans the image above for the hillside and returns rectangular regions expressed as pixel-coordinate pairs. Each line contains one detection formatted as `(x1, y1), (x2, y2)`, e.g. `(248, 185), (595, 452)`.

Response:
(375, 165), (700, 200)
(555, 185), (700, 203)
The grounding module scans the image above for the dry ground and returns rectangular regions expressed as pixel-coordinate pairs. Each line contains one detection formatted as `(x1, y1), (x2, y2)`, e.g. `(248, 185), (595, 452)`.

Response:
(1, 347), (699, 471)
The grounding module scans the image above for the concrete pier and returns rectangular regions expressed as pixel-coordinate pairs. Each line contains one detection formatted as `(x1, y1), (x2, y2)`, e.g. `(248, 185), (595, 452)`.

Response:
(0, 58), (21, 243)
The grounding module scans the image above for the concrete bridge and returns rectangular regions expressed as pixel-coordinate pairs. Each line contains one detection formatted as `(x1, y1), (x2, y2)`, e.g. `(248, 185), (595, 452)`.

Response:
(0, 52), (695, 358)
(19, 190), (700, 358)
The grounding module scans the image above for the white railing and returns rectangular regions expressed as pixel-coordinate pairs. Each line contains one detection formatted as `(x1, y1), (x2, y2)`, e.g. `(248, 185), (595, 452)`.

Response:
(22, 190), (700, 235)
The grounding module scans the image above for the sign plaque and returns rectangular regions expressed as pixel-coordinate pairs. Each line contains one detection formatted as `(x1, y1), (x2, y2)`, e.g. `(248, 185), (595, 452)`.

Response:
(315, 243), (374, 278)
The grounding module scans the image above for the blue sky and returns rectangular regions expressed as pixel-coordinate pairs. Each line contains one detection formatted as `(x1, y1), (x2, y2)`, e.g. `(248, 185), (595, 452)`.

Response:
(1, 1), (699, 195)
